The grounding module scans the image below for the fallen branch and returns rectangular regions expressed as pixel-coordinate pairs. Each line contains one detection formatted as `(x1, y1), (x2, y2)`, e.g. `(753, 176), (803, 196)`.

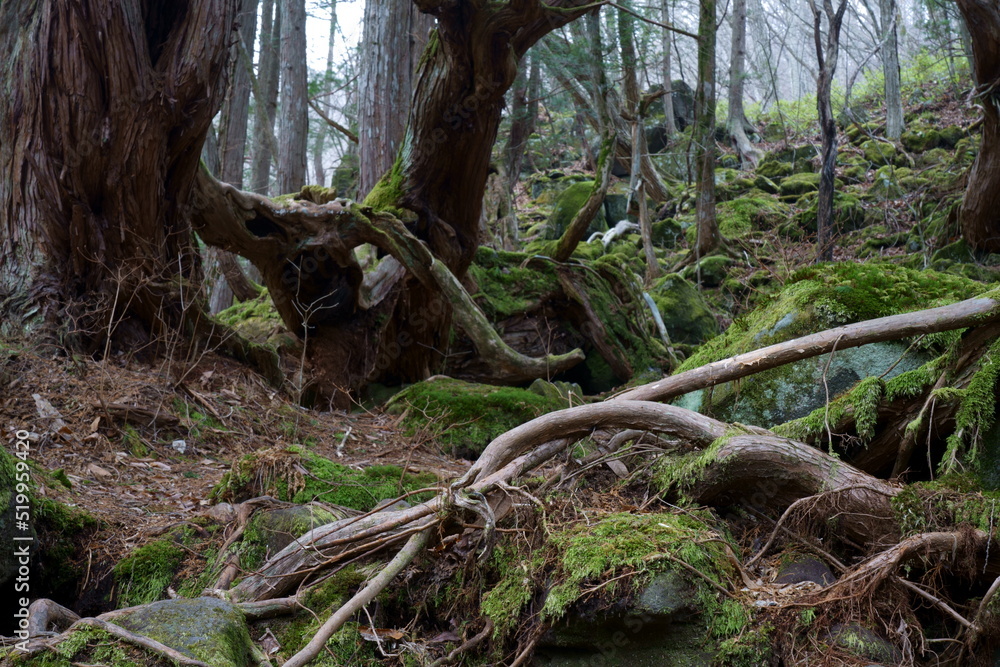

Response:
(615, 296), (1000, 403)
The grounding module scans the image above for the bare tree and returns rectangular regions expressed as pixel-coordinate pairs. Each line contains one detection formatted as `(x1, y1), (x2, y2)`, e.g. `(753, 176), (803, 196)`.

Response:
(726, 0), (763, 168)
(662, 0), (678, 135)
(312, 1), (338, 187)
(882, 0), (904, 139)
(808, 0), (849, 262)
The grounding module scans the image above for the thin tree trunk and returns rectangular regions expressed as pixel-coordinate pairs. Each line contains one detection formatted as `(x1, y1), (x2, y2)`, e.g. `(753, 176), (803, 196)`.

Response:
(503, 54), (539, 193)
(213, 0), (259, 312)
(662, 0), (677, 135)
(726, 0), (762, 168)
(277, 0), (308, 193)
(691, 0), (722, 262)
(618, 2), (661, 280)
(250, 0), (281, 196)
(311, 1), (337, 187)
(810, 0), (848, 263)
(881, 0), (903, 140)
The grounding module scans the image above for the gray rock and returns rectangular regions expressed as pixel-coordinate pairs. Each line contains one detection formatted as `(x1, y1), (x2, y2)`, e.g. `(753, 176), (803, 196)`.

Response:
(824, 623), (901, 665)
(114, 597), (258, 667)
(775, 555), (835, 586)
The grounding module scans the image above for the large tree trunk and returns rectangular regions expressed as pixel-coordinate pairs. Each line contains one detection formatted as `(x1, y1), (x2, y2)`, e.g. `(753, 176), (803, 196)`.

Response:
(957, 0), (1000, 252)
(810, 0), (848, 262)
(0, 0), (237, 347)
(277, 0), (308, 193)
(312, 1), (337, 187)
(191, 2), (600, 403)
(357, 1), (434, 199)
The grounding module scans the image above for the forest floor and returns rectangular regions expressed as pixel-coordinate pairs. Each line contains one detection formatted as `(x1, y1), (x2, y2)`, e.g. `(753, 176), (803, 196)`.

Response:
(0, 346), (468, 606)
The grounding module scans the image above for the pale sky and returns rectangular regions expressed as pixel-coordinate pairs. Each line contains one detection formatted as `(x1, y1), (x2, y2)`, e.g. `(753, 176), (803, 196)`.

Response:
(306, 0), (364, 71)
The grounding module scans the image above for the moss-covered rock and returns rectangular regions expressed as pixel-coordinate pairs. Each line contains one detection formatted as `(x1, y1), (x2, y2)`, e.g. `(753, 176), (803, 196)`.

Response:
(649, 275), (720, 345)
(861, 139), (900, 167)
(752, 174), (780, 194)
(778, 172), (821, 197)
(901, 127), (941, 153)
(756, 160), (793, 180)
(387, 377), (573, 457)
(114, 597), (258, 667)
(496, 512), (751, 666)
(716, 195), (791, 236)
(468, 247), (561, 320)
(916, 147), (952, 169)
(845, 122), (880, 146)
(652, 218), (684, 247)
(680, 255), (732, 288)
(216, 290), (284, 345)
(214, 446), (438, 509)
(544, 180), (608, 240)
(871, 165), (919, 199)
(939, 124), (966, 148)
(671, 263), (985, 428)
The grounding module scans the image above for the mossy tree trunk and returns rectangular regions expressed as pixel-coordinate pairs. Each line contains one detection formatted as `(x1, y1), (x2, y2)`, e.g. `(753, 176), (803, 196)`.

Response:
(690, 0), (722, 263)
(194, 1), (599, 402)
(957, 0), (1000, 253)
(0, 0), (237, 349)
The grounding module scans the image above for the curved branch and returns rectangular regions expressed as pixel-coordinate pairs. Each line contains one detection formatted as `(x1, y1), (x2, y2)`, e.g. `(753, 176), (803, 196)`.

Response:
(615, 296), (1000, 403)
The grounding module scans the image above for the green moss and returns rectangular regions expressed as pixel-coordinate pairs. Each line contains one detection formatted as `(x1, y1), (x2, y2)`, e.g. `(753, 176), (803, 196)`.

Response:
(113, 538), (187, 607)
(469, 247), (561, 319)
(214, 446), (438, 511)
(648, 274), (720, 345)
(388, 377), (571, 457)
(541, 512), (748, 637)
(939, 338), (1000, 475)
(24, 625), (167, 667)
(716, 195), (790, 237)
(361, 153), (408, 217)
(715, 624), (775, 667)
(778, 172), (821, 197)
(216, 289), (280, 327)
(544, 180), (608, 240)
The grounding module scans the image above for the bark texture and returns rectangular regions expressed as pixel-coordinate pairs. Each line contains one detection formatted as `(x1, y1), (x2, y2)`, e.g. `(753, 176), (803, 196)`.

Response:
(249, 0), (281, 196)
(691, 0), (722, 261)
(0, 0), (238, 346)
(357, 1), (434, 198)
(726, 0), (762, 169)
(957, 0), (1000, 252)
(881, 0), (903, 140)
(277, 0), (308, 193)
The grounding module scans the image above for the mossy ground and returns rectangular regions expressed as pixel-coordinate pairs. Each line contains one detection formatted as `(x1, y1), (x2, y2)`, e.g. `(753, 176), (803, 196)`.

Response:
(387, 377), (572, 458)
(213, 445), (439, 510)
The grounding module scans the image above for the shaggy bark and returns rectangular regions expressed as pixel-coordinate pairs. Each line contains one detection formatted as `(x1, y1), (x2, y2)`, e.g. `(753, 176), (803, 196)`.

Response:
(0, 0), (238, 349)
(957, 0), (1000, 252)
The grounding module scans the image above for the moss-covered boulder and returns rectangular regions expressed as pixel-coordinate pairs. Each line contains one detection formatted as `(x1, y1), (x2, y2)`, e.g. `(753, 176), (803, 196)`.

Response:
(672, 263), (985, 428)
(679, 255), (732, 288)
(939, 124), (966, 148)
(716, 195), (791, 237)
(845, 122), (880, 146)
(778, 172), (821, 197)
(387, 377), (574, 458)
(114, 597), (258, 667)
(216, 290), (284, 346)
(871, 165), (915, 199)
(916, 147), (952, 169)
(253, 504), (347, 555)
(861, 139), (901, 167)
(543, 181), (608, 240)
(756, 160), (794, 180)
(214, 446), (438, 509)
(652, 218), (684, 247)
(752, 174), (780, 194)
(649, 275), (719, 346)
(901, 127), (941, 153)
(515, 512), (753, 666)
